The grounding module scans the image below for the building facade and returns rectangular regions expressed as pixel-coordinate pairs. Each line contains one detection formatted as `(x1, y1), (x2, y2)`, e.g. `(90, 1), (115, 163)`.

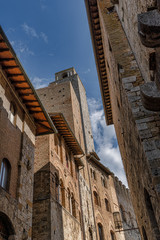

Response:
(85, 0), (160, 239)
(35, 67), (141, 240)
(0, 26), (142, 240)
(0, 27), (56, 240)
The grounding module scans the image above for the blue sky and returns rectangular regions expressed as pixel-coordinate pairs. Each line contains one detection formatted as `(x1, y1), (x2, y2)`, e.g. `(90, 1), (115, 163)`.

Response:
(1, 0), (127, 186)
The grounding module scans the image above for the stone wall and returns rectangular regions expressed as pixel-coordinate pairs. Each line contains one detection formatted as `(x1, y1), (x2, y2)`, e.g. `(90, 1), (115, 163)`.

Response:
(114, 0), (156, 84)
(88, 157), (141, 240)
(96, 1), (160, 239)
(0, 71), (35, 239)
(113, 177), (141, 240)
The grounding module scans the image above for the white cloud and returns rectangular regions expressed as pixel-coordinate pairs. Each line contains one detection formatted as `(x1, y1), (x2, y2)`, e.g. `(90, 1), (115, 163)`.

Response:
(82, 68), (91, 74)
(31, 76), (50, 89)
(22, 23), (39, 38)
(40, 32), (48, 43)
(12, 41), (34, 57)
(40, 0), (47, 10)
(88, 98), (128, 186)
(22, 23), (48, 43)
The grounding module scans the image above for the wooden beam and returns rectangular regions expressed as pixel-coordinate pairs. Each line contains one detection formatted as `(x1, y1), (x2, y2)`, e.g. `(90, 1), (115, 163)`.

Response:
(36, 121), (52, 131)
(0, 58), (15, 62)
(8, 73), (23, 77)
(0, 40), (5, 43)
(23, 99), (38, 103)
(0, 48), (9, 52)
(19, 93), (34, 96)
(2, 66), (19, 70)
(27, 105), (40, 109)
(15, 87), (30, 90)
(29, 110), (43, 114)
(11, 81), (26, 84)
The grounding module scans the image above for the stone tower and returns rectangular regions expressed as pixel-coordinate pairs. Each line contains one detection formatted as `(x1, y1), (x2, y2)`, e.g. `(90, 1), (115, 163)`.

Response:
(36, 68), (97, 240)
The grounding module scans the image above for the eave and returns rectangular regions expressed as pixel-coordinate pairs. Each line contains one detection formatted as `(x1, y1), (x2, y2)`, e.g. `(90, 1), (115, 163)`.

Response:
(85, 0), (113, 125)
(50, 113), (84, 156)
(87, 152), (112, 175)
(0, 26), (57, 136)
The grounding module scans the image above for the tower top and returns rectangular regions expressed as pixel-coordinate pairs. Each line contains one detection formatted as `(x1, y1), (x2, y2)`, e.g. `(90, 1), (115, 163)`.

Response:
(55, 67), (77, 81)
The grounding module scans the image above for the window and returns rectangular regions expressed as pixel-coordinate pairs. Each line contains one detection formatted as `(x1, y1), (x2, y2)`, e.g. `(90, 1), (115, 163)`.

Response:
(66, 152), (69, 168)
(90, 168), (93, 178)
(60, 179), (65, 207)
(120, 205), (126, 222)
(101, 176), (106, 188)
(67, 188), (72, 213)
(55, 173), (59, 201)
(71, 194), (76, 218)
(110, 231), (116, 240)
(93, 191), (100, 206)
(105, 198), (111, 212)
(89, 227), (93, 240)
(93, 170), (96, 180)
(142, 226), (148, 240)
(0, 212), (15, 239)
(98, 223), (104, 240)
(9, 103), (16, 125)
(0, 159), (11, 191)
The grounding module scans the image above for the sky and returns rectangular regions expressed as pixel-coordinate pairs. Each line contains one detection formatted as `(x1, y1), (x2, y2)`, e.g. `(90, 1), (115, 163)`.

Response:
(1, 0), (127, 186)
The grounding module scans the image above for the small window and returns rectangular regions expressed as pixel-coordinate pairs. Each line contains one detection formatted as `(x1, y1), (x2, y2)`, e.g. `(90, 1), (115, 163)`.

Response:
(120, 205), (126, 222)
(60, 179), (65, 207)
(55, 173), (59, 201)
(101, 176), (106, 187)
(93, 191), (100, 206)
(93, 170), (96, 180)
(98, 223), (104, 240)
(89, 227), (93, 240)
(105, 198), (111, 212)
(0, 158), (11, 191)
(110, 231), (116, 240)
(9, 103), (16, 125)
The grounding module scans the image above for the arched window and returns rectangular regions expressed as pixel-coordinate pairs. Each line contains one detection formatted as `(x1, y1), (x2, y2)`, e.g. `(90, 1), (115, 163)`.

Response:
(89, 227), (93, 240)
(105, 198), (111, 212)
(71, 194), (76, 218)
(93, 191), (99, 206)
(0, 159), (11, 191)
(55, 173), (59, 201)
(9, 103), (16, 125)
(98, 223), (104, 240)
(60, 179), (65, 207)
(120, 205), (126, 222)
(101, 176), (106, 188)
(67, 188), (72, 213)
(110, 231), (116, 240)
(142, 226), (148, 240)
(90, 168), (93, 178)
(0, 212), (15, 239)
(93, 170), (96, 180)
(144, 188), (160, 237)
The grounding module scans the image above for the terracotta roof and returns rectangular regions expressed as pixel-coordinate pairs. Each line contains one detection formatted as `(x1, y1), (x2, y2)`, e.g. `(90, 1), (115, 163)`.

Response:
(0, 26), (57, 136)
(50, 113), (84, 156)
(85, 0), (113, 125)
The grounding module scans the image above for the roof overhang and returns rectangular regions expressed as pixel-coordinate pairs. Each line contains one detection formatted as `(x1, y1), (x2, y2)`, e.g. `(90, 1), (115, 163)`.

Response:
(0, 26), (57, 136)
(87, 152), (112, 175)
(84, 0), (113, 125)
(50, 113), (84, 156)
